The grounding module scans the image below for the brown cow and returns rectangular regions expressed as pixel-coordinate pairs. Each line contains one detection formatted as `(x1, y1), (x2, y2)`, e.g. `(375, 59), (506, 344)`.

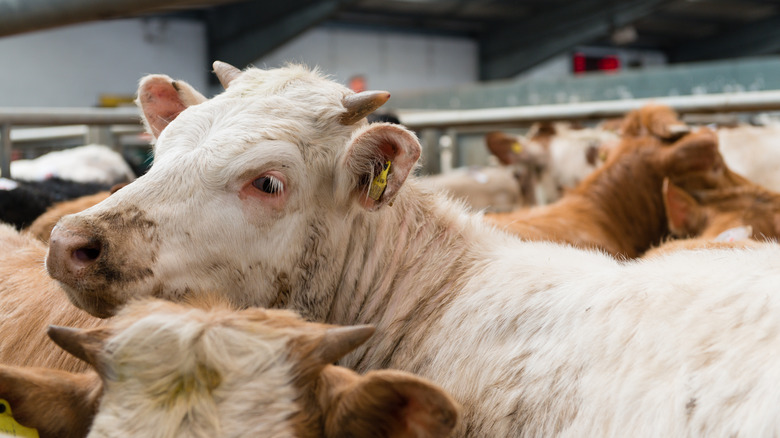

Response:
(663, 178), (780, 241)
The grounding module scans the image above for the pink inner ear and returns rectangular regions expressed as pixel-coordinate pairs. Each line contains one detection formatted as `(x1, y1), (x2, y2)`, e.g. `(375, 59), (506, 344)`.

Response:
(139, 78), (188, 137)
(665, 183), (693, 231)
(377, 140), (399, 161)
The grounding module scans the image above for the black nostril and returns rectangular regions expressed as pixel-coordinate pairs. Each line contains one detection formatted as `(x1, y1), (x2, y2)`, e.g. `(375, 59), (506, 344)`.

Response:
(73, 244), (101, 262)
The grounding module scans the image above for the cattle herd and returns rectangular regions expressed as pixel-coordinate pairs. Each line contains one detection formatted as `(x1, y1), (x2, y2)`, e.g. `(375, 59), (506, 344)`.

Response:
(2, 61), (780, 437)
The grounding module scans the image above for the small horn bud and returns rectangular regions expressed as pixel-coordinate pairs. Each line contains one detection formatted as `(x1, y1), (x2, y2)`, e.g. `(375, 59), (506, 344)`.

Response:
(340, 91), (391, 125)
(314, 325), (375, 364)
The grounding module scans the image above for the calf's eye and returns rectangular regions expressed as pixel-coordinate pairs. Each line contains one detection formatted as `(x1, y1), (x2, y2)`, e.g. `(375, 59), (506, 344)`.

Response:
(252, 176), (284, 195)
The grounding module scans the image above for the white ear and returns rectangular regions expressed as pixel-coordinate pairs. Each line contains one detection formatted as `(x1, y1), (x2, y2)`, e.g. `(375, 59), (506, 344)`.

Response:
(135, 74), (207, 138)
(336, 123), (421, 211)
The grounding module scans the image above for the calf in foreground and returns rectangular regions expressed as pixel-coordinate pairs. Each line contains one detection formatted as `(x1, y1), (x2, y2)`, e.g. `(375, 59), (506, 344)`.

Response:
(0, 299), (459, 438)
(47, 63), (780, 436)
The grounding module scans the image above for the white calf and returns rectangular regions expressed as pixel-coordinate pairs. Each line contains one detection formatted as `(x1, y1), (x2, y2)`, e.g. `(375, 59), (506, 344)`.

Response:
(45, 62), (780, 437)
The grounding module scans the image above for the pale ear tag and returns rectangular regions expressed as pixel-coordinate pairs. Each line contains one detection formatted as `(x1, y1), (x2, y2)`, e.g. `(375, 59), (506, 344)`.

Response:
(368, 161), (392, 201)
(512, 142), (523, 154)
(0, 399), (39, 438)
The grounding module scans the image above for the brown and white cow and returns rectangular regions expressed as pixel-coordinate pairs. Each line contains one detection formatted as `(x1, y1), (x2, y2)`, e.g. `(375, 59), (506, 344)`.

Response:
(0, 298), (459, 438)
(484, 106), (747, 258)
(45, 63), (780, 436)
(485, 122), (619, 206)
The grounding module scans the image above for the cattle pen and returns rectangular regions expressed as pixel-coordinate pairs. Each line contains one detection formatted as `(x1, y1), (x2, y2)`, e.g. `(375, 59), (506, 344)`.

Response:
(5, 90), (780, 178)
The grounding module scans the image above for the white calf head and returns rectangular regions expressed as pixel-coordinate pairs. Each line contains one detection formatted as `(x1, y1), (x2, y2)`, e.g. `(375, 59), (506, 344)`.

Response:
(46, 62), (421, 317)
(0, 299), (459, 437)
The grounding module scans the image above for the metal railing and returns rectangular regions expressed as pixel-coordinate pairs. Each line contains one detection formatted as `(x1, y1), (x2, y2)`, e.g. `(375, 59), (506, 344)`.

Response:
(395, 90), (780, 174)
(6, 90), (780, 178)
(0, 107), (142, 178)
(396, 90), (780, 130)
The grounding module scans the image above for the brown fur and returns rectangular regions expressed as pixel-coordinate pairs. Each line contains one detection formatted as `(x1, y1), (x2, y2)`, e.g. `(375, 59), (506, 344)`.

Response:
(0, 224), (104, 373)
(318, 366), (459, 438)
(24, 191), (111, 243)
(664, 179), (780, 241)
(0, 366), (101, 438)
(485, 106), (747, 258)
(642, 238), (761, 258)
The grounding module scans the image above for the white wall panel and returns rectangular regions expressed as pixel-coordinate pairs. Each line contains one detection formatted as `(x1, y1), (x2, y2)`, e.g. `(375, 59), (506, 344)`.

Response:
(0, 18), (207, 107)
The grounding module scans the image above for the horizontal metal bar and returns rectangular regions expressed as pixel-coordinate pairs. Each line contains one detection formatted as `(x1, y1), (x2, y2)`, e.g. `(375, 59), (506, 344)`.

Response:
(397, 90), (780, 130)
(0, 107), (141, 126)
(11, 125), (144, 143)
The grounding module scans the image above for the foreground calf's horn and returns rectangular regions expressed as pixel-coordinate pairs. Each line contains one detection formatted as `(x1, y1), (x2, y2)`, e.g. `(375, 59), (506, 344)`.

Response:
(340, 91), (391, 125)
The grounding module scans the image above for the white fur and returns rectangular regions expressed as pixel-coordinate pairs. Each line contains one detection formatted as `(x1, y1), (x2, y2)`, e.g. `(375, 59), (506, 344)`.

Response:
(418, 166), (523, 212)
(718, 123), (780, 191)
(11, 144), (135, 184)
(87, 307), (299, 438)
(53, 65), (780, 437)
(548, 124), (618, 191)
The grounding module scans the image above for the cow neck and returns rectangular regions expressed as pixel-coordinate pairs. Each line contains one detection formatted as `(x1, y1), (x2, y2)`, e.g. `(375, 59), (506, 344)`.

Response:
(568, 147), (669, 258)
(323, 182), (488, 369)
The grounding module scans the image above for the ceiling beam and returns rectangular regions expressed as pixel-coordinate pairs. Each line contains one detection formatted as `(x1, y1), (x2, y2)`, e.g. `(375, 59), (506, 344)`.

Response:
(479, 0), (670, 80)
(208, 0), (355, 73)
(0, 0), (243, 37)
(670, 14), (780, 62)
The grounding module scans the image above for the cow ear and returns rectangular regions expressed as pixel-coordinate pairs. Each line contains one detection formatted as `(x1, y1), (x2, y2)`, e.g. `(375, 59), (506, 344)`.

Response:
(321, 368), (459, 438)
(485, 132), (525, 165)
(136, 74), (207, 138)
(0, 365), (101, 438)
(661, 128), (721, 179)
(663, 178), (706, 237)
(337, 123), (421, 211)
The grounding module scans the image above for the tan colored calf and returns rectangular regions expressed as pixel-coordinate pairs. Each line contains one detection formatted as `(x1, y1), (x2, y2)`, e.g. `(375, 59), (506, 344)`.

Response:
(24, 191), (111, 243)
(0, 223), (103, 372)
(0, 298), (459, 438)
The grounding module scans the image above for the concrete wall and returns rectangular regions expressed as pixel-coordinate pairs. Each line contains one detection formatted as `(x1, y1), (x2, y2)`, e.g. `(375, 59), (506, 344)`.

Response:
(0, 18), (479, 107)
(252, 26), (478, 96)
(0, 17), (207, 107)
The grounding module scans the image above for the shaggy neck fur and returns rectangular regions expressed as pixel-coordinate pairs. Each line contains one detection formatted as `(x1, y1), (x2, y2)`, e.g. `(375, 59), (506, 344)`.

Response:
(272, 168), (780, 437)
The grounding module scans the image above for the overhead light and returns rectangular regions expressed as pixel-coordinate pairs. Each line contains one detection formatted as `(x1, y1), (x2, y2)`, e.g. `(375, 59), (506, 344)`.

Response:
(611, 25), (637, 45)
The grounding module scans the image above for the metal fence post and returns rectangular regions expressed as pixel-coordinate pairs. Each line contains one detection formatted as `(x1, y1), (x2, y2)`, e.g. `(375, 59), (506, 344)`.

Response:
(0, 123), (10, 178)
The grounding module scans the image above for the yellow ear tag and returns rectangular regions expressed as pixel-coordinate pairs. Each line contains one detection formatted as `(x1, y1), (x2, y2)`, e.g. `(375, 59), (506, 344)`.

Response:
(512, 142), (523, 154)
(368, 161), (392, 201)
(0, 399), (39, 438)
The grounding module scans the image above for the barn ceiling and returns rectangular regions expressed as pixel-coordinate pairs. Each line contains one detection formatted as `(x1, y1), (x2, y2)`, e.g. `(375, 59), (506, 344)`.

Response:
(5, 0), (780, 81)
(192, 0), (780, 80)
